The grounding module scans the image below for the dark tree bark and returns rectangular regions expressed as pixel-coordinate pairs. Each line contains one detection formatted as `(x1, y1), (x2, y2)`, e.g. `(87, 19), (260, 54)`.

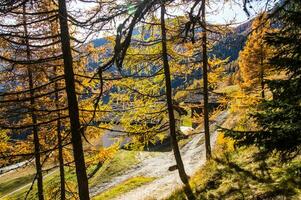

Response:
(201, 0), (212, 160)
(54, 66), (66, 200)
(22, 5), (44, 200)
(57, 0), (90, 199)
(160, 3), (195, 200)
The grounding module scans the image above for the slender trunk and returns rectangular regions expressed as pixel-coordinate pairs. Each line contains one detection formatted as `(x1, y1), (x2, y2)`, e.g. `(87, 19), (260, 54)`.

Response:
(54, 66), (66, 200)
(201, 0), (211, 160)
(22, 5), (44, 200)
(260, 48), (265, 99)
(160, 3), (195, 200)
(57, 0), (90, 199)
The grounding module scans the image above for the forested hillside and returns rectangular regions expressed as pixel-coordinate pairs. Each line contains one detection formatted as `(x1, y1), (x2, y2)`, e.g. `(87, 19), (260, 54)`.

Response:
(0, 0), (300, 200)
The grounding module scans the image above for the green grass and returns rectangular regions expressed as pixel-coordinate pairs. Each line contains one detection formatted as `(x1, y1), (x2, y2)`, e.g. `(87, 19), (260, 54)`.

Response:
(182, 116), (192, 127)
(93, 176), (155, 200)
(169, 84), (300, 200)
(10, 170), (62, 200)
(180, 108), (192, 127)
(166, 143), (301, 200)
(0, 174), (35, 197)
(3, 150), (139, 199)
(178, 137), (192, 148)
(8, 150), (139, 199)
(89, 150), (139, 187)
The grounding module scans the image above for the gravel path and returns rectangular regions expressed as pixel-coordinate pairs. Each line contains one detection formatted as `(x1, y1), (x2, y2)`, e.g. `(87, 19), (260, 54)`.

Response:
(0, 160), (31, 176)
(90, 111), (229, 200)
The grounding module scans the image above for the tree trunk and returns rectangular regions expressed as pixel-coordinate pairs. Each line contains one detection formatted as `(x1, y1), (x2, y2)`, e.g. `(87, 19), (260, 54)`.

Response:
(22, 5), (44, 200)
(54, 66), (66, 200)
(201, 0), (212, 160)
(160, 3), (195, 200)
(57, 0), (90, 199)
(260, 49), (265, 99)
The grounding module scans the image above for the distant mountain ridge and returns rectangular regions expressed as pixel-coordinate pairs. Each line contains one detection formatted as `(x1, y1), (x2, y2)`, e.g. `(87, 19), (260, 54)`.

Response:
(212, 21), (251, 62)
(88, 21), (251, 96)
(91, 20), (251, 65)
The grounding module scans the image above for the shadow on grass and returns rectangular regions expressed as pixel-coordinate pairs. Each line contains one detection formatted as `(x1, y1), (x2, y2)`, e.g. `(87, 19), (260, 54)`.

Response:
(193, 153), (301, 200)
(214, 157), (271, 183)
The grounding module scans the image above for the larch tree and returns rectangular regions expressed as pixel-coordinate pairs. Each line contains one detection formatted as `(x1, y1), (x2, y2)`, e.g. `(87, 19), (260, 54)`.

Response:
(238, 13), (272, 98)
(0, 0), (108, 199)
(183, 0), (227, 160)
(22, 4), (44, 199)
(43, 1), (67, 197)
(200, 0), (211, 159)
(57, 0), (90, 198)
(0, 2), (58, 198)
(160, 2), (195, 199)
(88, 1), (197, 199)
(225, 0), (301, 160)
